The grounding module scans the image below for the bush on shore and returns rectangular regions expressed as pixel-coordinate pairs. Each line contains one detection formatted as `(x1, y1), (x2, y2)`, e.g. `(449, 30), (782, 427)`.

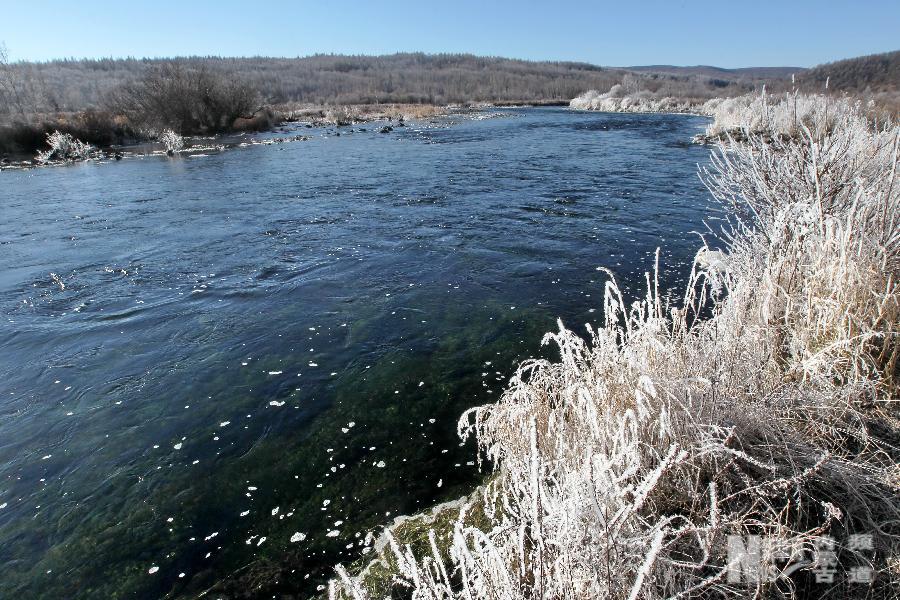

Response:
(34, 130), (95, 163)
(330, 93), (900, 599)
(109, 62), (262, 135)
(0, 109), (136, 156)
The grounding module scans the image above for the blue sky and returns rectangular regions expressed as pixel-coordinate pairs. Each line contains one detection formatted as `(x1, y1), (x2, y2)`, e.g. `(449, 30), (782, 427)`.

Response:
(2, 0), (898, 67)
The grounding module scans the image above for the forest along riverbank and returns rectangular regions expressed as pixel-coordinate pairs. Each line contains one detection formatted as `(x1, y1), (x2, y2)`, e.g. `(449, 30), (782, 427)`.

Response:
(0, 107), (715, 598)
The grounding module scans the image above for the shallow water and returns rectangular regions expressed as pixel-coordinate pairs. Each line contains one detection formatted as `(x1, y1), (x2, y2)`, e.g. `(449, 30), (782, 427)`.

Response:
(0, 107), (717, 598)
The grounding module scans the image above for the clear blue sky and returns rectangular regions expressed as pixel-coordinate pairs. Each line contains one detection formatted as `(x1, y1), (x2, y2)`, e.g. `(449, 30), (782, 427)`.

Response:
(2, 0), (898, 68)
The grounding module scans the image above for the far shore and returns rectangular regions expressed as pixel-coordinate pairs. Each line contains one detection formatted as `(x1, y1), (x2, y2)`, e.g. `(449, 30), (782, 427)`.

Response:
(0, 99), (725, 171)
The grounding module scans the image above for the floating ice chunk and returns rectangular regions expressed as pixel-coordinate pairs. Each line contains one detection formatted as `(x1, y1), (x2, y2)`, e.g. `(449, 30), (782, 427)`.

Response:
(437, 479), (443, 487)
(173, 443), (182, 450)
(418, 381), (424, 387)
(308, 362), (318, 367)
(290, 532), (307, 543)
(219, 421), (230, 427)
(375, 461), (386, 468)
(248, 486), (257, 491)
(41, 455), (51, 460)
(269, 400), (285, 407)
(0, 503), (6, 509)
(271, 507), (279, 516)
(148, 566), (159, 574)
(204, 532), (218, 541)
(240, 510), (250, 517)
(257, 537), (266, 546)
(326, 530), (340, 537)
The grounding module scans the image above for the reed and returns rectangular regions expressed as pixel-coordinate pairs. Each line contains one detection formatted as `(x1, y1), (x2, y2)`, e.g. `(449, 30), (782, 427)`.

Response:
(330, 93), (899, 599)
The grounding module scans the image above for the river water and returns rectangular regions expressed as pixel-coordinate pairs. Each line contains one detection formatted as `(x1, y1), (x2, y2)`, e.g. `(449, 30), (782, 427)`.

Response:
(0, 108), (716, 598)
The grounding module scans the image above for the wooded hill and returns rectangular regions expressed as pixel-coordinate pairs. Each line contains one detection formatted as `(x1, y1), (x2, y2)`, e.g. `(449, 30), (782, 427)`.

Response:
(794, 50), (900, 93)
(1, 52), (795, 114)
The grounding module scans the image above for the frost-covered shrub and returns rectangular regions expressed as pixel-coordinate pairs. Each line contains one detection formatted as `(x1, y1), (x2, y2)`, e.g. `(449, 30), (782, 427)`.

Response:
(159, 129), (184, 154)
(331, 95), (900, 599)
(702, 93), (899, 391)
(570, 88), (706, 114)
(35, 130), (95, 163)
(701, 91), (871, 139)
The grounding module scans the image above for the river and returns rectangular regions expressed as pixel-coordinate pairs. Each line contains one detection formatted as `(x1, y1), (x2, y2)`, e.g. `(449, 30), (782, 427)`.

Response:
(0, 107), (717, 598)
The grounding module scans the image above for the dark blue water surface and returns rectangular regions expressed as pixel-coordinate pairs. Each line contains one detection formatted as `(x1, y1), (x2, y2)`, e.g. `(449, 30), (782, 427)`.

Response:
(0, 108), (716, 598)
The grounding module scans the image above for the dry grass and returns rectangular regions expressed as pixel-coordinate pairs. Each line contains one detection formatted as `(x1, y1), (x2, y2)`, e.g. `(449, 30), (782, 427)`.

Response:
(276, 103), (446, 126)
(330, 93), (899, 599)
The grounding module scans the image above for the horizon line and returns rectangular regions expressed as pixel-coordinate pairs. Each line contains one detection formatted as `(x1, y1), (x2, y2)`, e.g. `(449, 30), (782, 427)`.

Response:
(3, 49), (830, 71)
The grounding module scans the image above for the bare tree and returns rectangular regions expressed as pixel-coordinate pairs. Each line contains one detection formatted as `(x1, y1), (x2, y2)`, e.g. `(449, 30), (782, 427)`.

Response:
(111, 62), (259, 134)
(0, 41), (27, 119)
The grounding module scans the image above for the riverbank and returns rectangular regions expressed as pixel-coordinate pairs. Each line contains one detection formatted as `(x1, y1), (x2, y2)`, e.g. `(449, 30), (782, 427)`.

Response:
(329, 92), (900, 598)
(0, 103), (461, 170)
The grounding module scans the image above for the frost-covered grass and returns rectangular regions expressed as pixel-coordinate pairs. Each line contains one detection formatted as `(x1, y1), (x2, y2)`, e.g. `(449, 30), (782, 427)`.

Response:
(700, 92), (879, 139)
(34, 130), (95, 163)
(570, 88), (706, 114)
(330, 94), (900, 599)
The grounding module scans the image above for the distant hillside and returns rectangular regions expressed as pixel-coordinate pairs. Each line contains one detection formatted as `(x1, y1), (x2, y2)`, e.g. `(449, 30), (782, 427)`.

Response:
(4, 51), (895, 123)
(794, 50), (900, 93)
(1, 53), (775, 115)
(625, 65), (804, 81)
